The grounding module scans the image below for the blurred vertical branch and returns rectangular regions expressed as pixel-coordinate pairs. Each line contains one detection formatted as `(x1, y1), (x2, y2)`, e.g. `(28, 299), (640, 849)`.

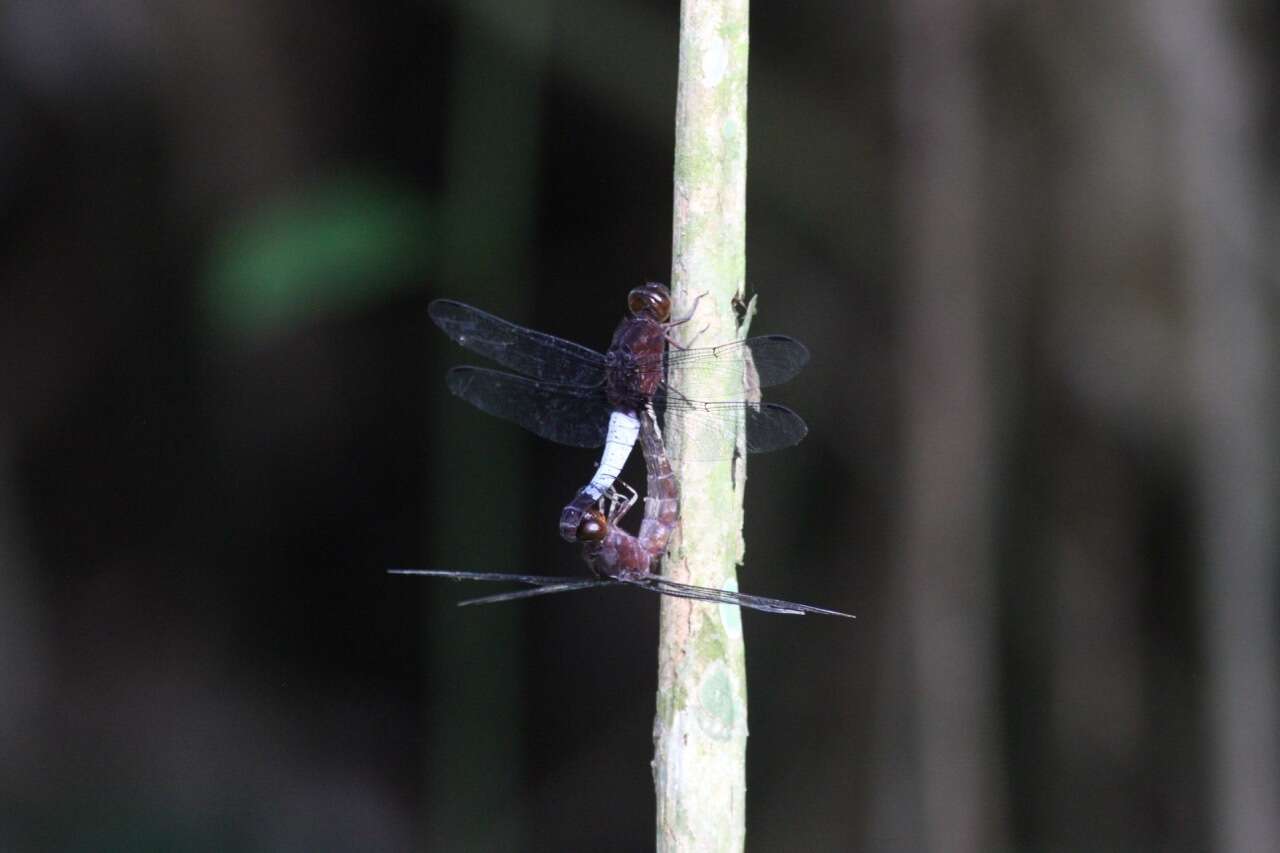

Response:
(1008, 5), (1169, 846)
(0, 441), (47, 747)
(888, 0), (1006, 851)
(425, 1), (550, 849)
(653, 0), (750, 850)
(1144, 2), (1280, 852)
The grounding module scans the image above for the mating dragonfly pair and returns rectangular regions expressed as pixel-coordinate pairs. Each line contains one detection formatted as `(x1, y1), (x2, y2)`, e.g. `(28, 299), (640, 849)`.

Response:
(391, 283), (852, 618)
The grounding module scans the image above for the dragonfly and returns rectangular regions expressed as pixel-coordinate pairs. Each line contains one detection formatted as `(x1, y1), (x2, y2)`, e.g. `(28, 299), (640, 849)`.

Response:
(428, 283), (809, 542)
(392, 406), (853, 618)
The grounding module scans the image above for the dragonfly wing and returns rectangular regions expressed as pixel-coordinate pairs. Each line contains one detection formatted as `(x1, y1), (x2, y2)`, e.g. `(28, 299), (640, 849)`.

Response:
(388, 569), (613, 606)
(429, 299), (607, 385)
(632, 575), (854, 618)
(655, 335), (809, 392)
(446, 367), (613, 448)
(458, 580), (613, 606)
(388, 568), (588, 584)
(655, 399), (808, 457)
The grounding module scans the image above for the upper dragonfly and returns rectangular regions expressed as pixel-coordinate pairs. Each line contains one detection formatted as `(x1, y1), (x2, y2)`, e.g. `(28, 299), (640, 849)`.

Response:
(429, 283), (809, 541)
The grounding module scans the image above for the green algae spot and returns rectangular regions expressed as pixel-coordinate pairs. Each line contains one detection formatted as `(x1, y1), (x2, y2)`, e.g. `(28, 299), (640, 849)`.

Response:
(695, 616), (728, 662)
(695, 662), (735, 741)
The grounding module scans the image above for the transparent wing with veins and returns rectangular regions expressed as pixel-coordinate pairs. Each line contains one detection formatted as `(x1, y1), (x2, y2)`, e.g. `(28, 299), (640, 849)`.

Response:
(649, 334), (809, 396)
(388, 410), (851, 617)
(387, 568), (854, 617)
(428, 299), (607, 385)
(445, 366), (806, 455)
(431, 298), (809, 457)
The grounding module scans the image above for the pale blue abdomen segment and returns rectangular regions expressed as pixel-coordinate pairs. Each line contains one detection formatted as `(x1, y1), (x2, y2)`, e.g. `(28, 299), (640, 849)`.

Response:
(557, 410), (641, 542)
(583, 410), (641, 499)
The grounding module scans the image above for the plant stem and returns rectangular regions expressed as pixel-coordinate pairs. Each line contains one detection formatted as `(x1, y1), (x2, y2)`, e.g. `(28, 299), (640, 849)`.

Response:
(653, 0), (750, 850)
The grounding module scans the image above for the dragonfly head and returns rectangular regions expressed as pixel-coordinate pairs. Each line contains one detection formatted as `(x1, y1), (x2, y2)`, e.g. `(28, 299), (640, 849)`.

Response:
(575, 506), (609, 542)
(627, 282), (671, 322)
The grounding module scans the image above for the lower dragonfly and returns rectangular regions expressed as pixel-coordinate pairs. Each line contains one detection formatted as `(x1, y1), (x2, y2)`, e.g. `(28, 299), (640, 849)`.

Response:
(391, 406), (852, 618)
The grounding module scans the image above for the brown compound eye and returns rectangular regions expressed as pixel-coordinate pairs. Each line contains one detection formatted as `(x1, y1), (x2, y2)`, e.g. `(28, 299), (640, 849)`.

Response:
(576, 507), (609, 542)
(627, 282), (671, 322)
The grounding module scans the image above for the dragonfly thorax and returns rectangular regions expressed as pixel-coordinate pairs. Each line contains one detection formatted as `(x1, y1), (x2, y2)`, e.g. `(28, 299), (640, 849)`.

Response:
(604, 316), (666, 409)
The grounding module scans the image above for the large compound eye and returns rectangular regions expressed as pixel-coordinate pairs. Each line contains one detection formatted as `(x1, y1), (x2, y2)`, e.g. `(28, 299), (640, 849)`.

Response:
(576, 507), (608, 542)
(627, 282), (671, 322)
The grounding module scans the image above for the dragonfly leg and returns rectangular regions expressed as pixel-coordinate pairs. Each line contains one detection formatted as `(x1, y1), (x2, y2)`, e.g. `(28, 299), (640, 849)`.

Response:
(604, 479), (639, 524)
(666, 290), (707, 327)
(665, 325), (710, 350)
(664, 292), (707, 348)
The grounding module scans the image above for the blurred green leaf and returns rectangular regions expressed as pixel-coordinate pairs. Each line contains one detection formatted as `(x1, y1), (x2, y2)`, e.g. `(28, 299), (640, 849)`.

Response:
(205, 177), (436, 339)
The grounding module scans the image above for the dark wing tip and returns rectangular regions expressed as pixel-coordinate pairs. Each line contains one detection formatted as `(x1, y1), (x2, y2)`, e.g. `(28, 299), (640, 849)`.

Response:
(769, 402), (808, 437)
(443, 365), (474, 395)
(428, 299), (485, 341)
(741, 597), (854, 618)
(803, 605), (856, 619)
(444, 365), (511, 405)
(745, 403), (809, 453)
(427, 298), (462, 325)
(783, 336), (810, 369)
(749, 333), (809, 362)
(428, 297), (466, 312)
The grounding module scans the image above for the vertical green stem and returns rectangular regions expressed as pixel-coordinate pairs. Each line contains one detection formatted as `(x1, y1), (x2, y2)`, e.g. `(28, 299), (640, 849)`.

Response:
(653, 1), (751, 850)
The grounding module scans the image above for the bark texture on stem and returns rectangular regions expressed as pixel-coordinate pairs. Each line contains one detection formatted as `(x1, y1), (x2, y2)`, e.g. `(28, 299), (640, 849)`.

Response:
(652, 0), (750, 850)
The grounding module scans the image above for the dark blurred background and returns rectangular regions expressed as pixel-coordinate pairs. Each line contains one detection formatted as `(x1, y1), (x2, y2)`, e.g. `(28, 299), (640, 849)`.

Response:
(2, 0), (1278, 850)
